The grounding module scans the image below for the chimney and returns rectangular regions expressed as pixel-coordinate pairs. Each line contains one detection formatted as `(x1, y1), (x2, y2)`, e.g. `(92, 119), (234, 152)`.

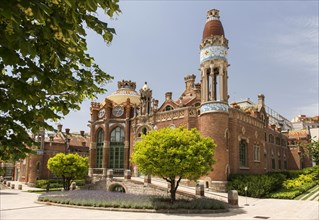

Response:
(153, 99), (158, 110)
(57, 124), (62, 132)
(80, 130), (85, 137)
(184, 74), (196, 91)
(165, 92), (172, 101)
(258, 94), (265, 108)
(65, 128), (70, 135)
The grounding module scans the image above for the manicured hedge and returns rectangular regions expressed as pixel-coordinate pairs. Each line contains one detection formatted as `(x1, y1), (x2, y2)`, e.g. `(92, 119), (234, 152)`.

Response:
(227, 173), (285, 198)
(35, 179), (85, 189)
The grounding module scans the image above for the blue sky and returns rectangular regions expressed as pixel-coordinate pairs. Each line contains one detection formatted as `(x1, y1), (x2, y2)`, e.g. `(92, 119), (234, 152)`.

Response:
(57, 1), (319, 133)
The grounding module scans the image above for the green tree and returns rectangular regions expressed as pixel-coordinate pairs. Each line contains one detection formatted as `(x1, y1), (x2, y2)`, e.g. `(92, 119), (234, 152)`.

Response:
(307, 140), (319, 165)
(0, 0), (120, 160)
(131, 127), (216, 202)
(47, 153), (88, 190)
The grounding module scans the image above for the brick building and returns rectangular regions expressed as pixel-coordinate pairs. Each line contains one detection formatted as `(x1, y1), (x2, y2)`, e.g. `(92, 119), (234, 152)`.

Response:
(14, 125), (89, 186)
(88, 9), (313, 191)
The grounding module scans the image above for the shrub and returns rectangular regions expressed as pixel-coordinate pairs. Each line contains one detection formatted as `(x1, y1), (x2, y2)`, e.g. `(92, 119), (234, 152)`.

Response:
(282, 174), (314, 189)
(227, 173), (286, 198)
(35, 180), (49, 188)
(74, 179), (85, 186)
(269, 181), (317, 199)
(35, 179), (85, 189)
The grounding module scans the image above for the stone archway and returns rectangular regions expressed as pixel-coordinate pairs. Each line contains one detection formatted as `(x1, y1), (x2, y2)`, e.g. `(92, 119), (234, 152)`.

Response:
(203, 177), (212, 188)
(108, 183), (127, 193)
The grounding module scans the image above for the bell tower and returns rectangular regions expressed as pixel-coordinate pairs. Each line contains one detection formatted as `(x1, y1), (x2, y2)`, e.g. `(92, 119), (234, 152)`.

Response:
(199, 9), (230, 190)
(200, 9), (229, 104)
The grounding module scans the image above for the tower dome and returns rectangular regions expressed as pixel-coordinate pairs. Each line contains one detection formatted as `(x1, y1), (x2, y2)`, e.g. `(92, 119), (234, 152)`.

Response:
(202, 9), (225, 40)
(107, 80), (140, 105)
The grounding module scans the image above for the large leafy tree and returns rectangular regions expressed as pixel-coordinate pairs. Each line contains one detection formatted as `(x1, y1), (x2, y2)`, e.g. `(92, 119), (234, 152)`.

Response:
(0, 0), (120, 160)
(47, 153), (88, 190)
(131, 127), (216, 202)
(307, 140), (319, 165)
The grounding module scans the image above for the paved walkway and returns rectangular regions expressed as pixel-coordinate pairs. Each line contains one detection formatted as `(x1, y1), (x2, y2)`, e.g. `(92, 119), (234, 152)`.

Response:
(1, 180), (318, 220)
(295, 185), (319, 201)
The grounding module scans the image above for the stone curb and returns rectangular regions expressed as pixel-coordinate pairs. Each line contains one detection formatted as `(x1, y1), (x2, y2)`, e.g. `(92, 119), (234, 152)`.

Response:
(35, 201), (229, 214)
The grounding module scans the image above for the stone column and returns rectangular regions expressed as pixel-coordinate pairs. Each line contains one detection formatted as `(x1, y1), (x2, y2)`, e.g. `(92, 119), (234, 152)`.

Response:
(195, 183), (205, 196)
(201, 67), (207, 102)
(89, 142), (96, 170)
(220, 64), (227, 102)
(103, 124), (110, 169)
(228, 190), (238, 206)
(107, 169), (113, 179)
(124, 119), (130, 170)
(124, 170), (131, 180)
(102, 142), (108, 169)
(88, 168), (93, 177)
(210, 65), (214, 101)
(144, 175), (151, 184)
(224, 68), (228, 101)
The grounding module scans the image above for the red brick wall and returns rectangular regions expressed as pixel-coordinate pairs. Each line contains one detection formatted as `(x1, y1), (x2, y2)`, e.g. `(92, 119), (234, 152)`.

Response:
(200, 112), (229, 181)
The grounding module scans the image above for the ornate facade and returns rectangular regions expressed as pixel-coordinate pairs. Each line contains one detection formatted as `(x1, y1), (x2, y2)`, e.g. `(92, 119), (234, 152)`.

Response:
(88, 9), (312, 191)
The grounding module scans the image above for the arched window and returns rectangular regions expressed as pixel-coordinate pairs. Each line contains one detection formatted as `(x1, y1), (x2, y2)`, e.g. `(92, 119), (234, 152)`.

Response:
(36, 161), (40, 172)
(165, 105), (174, 111)
(138, 127), (148, 137)
(109, 127), (125, 172)
(239, 139), (248, 167)
(96, 128), (104, 168)
(271, 148), (276, 169)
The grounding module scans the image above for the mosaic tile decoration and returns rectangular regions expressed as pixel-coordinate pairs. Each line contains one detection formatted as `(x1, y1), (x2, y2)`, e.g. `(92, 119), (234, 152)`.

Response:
(200, 102), (229, 113)
(200, 46), (228, 63)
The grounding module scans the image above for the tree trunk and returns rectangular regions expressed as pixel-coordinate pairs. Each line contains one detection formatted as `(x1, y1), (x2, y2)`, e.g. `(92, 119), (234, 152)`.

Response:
(62, 175), (66, 190)
(170, 178), (176, 203)
(66, 177), (71, 190)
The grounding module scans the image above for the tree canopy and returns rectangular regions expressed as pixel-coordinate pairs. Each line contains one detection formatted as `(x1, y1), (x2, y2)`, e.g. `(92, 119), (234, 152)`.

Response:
(131, 126), (216, 202)
(307, 140), (319, 165)
(47, 153), (88, 190)
(0, 0), (120, 160)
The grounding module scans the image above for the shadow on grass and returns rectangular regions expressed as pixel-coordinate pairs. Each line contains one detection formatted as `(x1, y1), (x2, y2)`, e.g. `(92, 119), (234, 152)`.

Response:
(0, 191), (19, 195)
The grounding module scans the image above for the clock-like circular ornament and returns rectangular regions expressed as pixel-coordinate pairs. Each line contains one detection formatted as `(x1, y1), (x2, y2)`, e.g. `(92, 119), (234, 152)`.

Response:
(112, 105), (124, 117)
(98, 109), (106, 118)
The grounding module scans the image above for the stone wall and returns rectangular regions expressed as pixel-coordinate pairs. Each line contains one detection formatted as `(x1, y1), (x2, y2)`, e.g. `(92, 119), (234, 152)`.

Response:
(86, 177), (193, 199)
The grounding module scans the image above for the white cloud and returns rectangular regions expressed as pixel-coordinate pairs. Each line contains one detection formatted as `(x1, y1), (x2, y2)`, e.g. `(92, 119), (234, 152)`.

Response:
(292, 102), (319, 119)
(260, 16), (319, 74)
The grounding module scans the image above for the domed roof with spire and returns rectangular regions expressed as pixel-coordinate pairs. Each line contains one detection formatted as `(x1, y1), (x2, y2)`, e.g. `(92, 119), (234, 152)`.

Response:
(202, 9), (225, 40)
(107, 80), (140, 105)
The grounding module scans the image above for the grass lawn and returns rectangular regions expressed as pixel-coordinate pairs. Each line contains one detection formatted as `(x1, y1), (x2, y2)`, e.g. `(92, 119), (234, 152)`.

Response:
(38, 190), (227, 211)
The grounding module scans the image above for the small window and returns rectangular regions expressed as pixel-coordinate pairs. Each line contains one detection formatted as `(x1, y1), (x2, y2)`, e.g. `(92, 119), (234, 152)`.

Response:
(239, 139), (248, 167)
(36, 162), (40, 172)
(253, 145), (260, 161)
(269, 134), (274, 144)
(271, 149), (276, 169)
(265, 133), (267, 142)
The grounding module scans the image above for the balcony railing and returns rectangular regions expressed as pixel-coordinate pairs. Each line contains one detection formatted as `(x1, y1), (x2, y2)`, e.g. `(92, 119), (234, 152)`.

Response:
(91, 168), (124, 177)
